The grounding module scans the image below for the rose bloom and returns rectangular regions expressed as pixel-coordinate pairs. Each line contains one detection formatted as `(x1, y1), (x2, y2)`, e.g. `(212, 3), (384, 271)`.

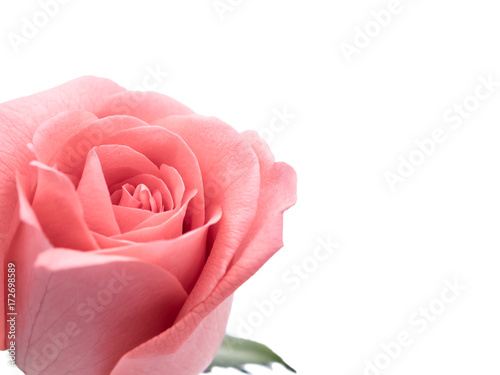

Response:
(0, 77), (296, 375)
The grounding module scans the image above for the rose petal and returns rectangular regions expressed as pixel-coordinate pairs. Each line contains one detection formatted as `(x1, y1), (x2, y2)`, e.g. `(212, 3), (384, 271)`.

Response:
(152, 190), (163, 213)
(110, 296), (232, 375)
(16, 249), (188, 375)
(187, 131), (297, 316)
(98, 205), (222, 293)
(159, 164), (185, 208)
(112, 186), (141, 209)
(96, 91), (194, 123)
(7, 177), (53, 365)
(93, 145), (161, 187)
(92, 232), (134, 249)
(31, 162), (99, 250)
(154, 115), (261, 317)
(134, 185), (152, 211)
(179, 131), (296, 321)
(31, 111), (99, 166)
(133, 189), (197, 231)
(76, 149), (121, 236)
(229, 131), (297, 265)
(112, 205), (155, 234)
(53, 115), (149, 177)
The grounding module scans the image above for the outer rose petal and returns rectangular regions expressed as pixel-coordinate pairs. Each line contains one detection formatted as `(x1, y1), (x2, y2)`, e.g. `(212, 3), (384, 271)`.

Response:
(96, 91), (194, 123)
(31, 111), (98, 166)
(15, 249), (188, 375)
(194, 131), (297, 310)
(180, 131), (296, 318)
(110, 296), (232, 375)
(0, 77), (124, 349)
(5, 175), (52, 357)
(154, 115), (261, 317)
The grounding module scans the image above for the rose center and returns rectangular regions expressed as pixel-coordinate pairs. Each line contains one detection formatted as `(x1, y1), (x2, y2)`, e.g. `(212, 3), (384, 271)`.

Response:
(110, 183), (165, 213)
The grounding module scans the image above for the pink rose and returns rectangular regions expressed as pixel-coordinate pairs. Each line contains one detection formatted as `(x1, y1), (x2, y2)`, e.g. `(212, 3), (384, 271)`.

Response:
(0, 77), (296, 374)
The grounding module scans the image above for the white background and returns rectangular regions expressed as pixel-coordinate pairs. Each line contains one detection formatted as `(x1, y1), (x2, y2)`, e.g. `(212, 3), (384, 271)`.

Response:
(1, 0), (500, 374)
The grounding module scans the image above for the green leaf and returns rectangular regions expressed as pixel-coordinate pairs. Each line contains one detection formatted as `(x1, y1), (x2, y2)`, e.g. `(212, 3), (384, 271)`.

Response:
(204, 335), (296, 374)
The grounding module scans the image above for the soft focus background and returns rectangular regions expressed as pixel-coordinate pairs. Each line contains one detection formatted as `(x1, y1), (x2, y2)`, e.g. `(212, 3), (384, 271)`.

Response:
(1, 0), (500, 374)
